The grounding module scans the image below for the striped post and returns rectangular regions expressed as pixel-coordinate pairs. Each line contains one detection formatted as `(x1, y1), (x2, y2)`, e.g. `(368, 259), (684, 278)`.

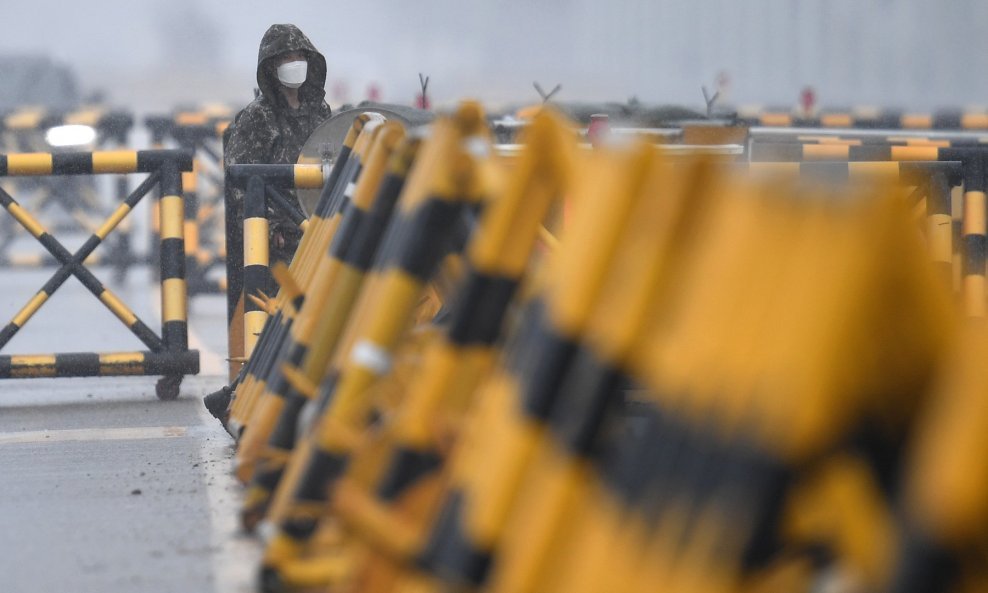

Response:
(146, 116), (172, 278)
(183, 160), (203, 295)
(243, 175), (271, 359)
(226, 163), (324, 362)
(158, 159), (189, 352)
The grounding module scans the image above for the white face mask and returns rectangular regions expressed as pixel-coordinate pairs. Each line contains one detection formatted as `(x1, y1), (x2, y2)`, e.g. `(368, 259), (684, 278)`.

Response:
(277, 60), (308, 88)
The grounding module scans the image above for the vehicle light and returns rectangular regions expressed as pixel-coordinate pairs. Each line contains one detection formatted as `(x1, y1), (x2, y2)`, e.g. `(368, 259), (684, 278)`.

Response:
(45, 124), (97, 147)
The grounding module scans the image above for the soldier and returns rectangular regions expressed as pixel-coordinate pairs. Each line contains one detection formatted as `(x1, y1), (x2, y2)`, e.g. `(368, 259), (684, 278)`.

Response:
(205, 24), (332, 425)
(225, 22), (332, 264)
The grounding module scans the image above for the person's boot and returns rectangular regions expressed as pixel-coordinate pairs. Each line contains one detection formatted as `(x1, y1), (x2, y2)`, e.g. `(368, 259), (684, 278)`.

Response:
(203, 383), (234, 425)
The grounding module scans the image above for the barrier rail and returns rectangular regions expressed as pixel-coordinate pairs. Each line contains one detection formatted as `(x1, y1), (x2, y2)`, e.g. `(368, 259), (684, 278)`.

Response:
(738, 106), (988, 130)
(0, 149), (198, 399)
(747, 127), (988, 147)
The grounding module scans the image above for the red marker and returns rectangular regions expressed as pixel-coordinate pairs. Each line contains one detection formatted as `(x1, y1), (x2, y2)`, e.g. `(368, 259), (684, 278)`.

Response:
(587, 113), (610, 148)
(801, 86), (816, 116)
(367, 83), (381, 102)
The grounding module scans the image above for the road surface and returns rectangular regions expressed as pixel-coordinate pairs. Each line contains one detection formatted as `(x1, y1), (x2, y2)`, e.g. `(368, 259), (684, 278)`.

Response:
(0, 246), (257, 593)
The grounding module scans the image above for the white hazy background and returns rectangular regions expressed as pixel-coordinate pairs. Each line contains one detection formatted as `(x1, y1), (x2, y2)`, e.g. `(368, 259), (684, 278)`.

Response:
(1, 0), (987, 114)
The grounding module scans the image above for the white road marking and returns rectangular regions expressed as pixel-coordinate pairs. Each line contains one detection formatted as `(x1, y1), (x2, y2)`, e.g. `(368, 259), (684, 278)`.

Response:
(0, 425), (187, 445)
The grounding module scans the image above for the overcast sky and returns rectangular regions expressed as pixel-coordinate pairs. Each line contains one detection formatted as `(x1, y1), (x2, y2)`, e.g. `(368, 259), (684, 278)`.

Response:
(2, 0), (987, 114)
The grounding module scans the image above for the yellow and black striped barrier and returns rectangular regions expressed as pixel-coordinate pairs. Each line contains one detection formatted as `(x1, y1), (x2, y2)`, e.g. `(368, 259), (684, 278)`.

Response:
(145, 108), (232, 296)
(749, 160), (962, 287)
(409, 156), (947, 593)
(214, 160), (331, 432)
(748, 128), (988, 148)
(196, 102), (988, 593)
(226, 163), (322, 362)
(235, 119), (406, 511)
(0, 105), (134, 146)
(738, 106), (988, 131)
(0, 149), (198, 399)
(889, 327), (988, 593)
(750, 142), (980, 164)
(318, 110), (576, 591)
(0, 106), (138, 278)
(215, 112), (383, 442)
(256, 104), (489, 588)
(748, 144), (988, 318)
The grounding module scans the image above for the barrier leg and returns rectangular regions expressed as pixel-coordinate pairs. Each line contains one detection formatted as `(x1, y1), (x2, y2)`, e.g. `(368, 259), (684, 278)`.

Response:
(157, 159), (190, 399)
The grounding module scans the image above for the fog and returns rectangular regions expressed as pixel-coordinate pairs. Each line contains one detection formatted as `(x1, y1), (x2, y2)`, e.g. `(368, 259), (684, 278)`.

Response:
(1, 0), (987, 113)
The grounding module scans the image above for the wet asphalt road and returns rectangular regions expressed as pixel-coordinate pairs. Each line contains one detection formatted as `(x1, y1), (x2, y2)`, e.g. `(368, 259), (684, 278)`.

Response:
(0, 239), (257, 593)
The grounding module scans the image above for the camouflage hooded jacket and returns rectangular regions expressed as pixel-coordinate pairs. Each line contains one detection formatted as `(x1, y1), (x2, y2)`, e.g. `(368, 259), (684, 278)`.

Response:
(225, 24), (332, 235)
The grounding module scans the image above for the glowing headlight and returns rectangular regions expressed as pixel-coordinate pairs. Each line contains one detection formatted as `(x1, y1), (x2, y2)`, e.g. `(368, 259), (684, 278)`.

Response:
(45, 124), (97, 147)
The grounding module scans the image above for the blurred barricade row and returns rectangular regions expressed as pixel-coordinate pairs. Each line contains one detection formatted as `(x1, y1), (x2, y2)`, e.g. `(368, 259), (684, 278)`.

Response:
(204, 101), (988, 593)
(746, 135), (988, 319)
(737, 104), (988, 131)
(0, 105), (139, 282)
(144, 103), (235, 296)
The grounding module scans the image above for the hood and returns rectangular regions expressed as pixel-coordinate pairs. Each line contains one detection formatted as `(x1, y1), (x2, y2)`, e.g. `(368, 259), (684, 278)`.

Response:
(256, 24), (327, 107)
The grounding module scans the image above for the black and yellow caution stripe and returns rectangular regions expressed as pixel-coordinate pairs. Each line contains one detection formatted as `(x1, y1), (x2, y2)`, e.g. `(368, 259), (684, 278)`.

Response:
(259, 105), (490, 583)
(227, 163), (324, 190)
(335, 114), (573, 572)
(155, 160), (191, 351)
(0, 149), (192, 176)
(743, 110), (988, 130)
(240, 126), (411, 510)
(748, 145), (986, 318)
(230, 121), (395, 482)
(0, 350), (199, 378)
(746, 160), (963, 184)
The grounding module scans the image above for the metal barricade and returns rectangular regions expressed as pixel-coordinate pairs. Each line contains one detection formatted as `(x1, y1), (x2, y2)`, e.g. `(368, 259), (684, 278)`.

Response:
(0, 149), (198, 399)
(145, 108), (233, 296)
